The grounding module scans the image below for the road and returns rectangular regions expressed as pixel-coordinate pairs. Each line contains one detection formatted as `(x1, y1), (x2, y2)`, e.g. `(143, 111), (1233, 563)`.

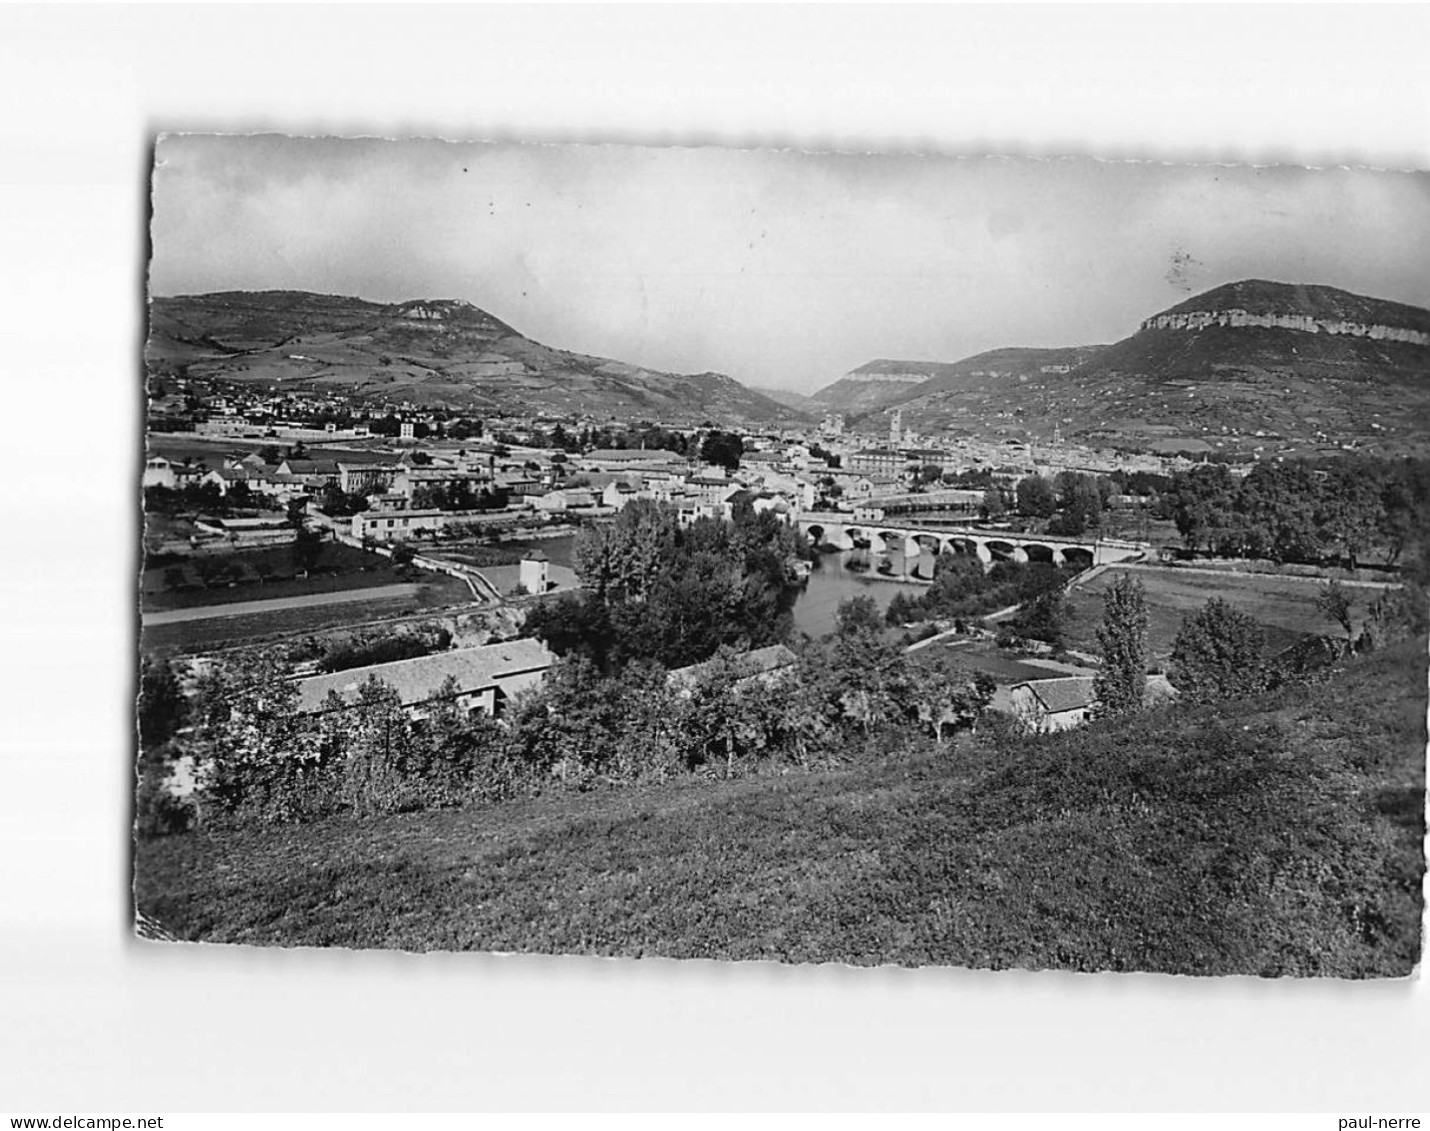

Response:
(141, 583), (426, 626)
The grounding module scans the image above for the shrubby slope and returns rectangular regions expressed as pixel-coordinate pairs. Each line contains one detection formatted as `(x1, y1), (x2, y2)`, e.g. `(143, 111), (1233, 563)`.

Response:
(136, 637), (1426, 975)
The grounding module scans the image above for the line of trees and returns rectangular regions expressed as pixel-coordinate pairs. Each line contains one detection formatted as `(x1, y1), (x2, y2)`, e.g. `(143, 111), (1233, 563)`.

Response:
(885, 554), (1079, 631)
(1161, 457), (1430, 569)
(410, 481), (510, 512)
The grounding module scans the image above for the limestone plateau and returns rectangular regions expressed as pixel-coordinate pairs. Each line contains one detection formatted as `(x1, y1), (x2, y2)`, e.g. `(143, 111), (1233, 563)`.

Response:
(145, 290), (808, 426)
(845, 280), (1430, 458)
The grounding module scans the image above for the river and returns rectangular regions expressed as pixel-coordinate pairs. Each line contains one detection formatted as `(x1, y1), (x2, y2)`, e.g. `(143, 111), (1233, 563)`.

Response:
(499, 534), (935, 640)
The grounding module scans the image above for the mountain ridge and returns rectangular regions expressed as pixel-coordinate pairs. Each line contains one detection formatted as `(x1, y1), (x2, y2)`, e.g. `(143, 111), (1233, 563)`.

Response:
(146, 290), (809, 425)
(882, 280), (1430, 456)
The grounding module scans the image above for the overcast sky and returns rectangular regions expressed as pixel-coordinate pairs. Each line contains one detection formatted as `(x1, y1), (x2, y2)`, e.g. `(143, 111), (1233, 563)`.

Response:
(150, 135), (1430, 393)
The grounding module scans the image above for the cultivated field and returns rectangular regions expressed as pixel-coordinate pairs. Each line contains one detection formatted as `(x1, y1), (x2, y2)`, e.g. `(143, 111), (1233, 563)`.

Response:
(1063, 564), (1344, 660)
(139, 577), (471, 655)
(142, 543), (432, 612)
(134, 637), (1426, 975)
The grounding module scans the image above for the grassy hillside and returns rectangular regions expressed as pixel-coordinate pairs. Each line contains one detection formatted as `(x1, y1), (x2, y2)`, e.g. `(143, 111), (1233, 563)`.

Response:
(135, 638), (1426, 975)
(147, 290), (807, 425)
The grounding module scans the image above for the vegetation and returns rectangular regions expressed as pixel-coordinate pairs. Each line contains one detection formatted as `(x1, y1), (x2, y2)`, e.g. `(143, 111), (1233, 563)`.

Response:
(139, 594), (994, 834)
(526, 498), (808, 671)
(1162, 457), (1430, 568)
(1168, 597), (1267, 703)
(315, 626), (452, 674)
(1015, 475), (1057, 518)
(698, 430), (745, 472)
(885, 554), (1078, 627)
(1062, 565), (1342, 662)
(135, 636), (1426, 976)
(1093, 573), (1148, 717)
(144, 482), (279, 518)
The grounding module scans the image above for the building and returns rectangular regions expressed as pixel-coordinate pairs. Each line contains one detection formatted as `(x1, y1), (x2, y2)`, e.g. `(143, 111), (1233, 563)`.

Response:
(1008, 674), (1177, 733)
(337, 461), (400, 496)
(518, 550), (549, 594)
(535, 487), (598, 513)
(583, 449), (686, 473)
(352, 504), (449, 542)
(142, 455), (176, 489)
(294, 638), (555, 720)
(846, 448), (908, 476)
(667, 643), (799, 695)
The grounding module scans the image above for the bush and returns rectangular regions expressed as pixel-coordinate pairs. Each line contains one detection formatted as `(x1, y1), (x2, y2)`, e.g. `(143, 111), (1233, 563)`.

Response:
(134, 760), (196, 837)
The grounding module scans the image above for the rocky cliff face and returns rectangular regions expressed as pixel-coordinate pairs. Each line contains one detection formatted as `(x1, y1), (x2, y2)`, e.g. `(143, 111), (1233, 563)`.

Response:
(841, 371), (930, 385)
(1142, 309), (1430, 347)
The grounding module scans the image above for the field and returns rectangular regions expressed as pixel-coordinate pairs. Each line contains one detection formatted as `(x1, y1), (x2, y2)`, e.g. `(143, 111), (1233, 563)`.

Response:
(134, 638), (1426, 975)
(909, 638), (1076, 684)
(142, 543), (430, 612)
(139, 577), (471, 655)
(1063, 564), (1344, 660)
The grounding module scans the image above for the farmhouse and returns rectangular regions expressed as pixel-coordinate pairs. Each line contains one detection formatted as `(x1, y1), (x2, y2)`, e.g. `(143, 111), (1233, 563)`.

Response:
(1009, 674), (1177, 732)
(295, 638), (555, 719)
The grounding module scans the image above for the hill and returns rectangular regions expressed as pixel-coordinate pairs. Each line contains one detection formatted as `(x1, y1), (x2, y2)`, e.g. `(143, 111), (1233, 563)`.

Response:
(749, 385), (819, 412)
(810, 359), (960, 412)
(146, 291), (809, 426)
(135, 636), (1425, 975)
(888, 281), (1430, 457)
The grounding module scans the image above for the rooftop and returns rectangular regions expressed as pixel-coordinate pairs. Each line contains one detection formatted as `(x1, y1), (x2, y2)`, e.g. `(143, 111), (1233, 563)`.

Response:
(295, 638), (554, 713)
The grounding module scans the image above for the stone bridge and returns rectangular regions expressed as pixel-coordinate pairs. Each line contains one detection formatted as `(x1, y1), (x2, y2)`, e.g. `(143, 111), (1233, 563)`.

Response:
(796, 511), (1148, 570)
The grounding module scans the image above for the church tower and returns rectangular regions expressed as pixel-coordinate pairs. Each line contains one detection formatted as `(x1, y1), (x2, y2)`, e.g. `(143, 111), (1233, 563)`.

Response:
(889, 408), (902, 449)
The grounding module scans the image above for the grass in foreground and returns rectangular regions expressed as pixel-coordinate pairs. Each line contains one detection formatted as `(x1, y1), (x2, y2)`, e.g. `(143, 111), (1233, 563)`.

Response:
(135, 639), (1426, 975)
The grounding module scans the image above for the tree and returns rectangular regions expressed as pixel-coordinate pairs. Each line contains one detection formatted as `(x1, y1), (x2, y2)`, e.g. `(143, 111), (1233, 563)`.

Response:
(138, 657), (185, 749)
(699, 430), (744, 472)
(572, 498), (677, 602)
(1315, 579), (1356, 653)
(981, 487), (1007, 520)
(1010, 590), (1068, 648)
(912, 651), (996, 744)
(1093, 573), (1148, 717)
(835, 594), (885, 639)
(523, 592), (617, 671)
(291, 526), (325, 574)
(1016, 475), (1057, 518)
(390, 541), (416, 567)
(1050, 472), (1103, 536)
(188, 651), (319, 821)
(1169, 598), (1266, 703)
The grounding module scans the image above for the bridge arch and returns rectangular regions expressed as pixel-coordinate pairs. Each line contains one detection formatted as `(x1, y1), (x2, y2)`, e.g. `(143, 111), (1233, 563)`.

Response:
(805, 523), (825, 549)
(1021, 542), (1055, 565)
(1060, 546), (1094, 570)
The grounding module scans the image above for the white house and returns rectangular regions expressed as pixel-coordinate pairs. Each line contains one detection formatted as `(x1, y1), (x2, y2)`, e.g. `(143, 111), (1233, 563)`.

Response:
(142, 455), (176, 489)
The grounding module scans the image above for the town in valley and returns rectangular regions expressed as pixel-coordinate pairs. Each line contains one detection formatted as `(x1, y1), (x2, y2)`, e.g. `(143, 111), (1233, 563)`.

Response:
(135, 141), (1428, 976)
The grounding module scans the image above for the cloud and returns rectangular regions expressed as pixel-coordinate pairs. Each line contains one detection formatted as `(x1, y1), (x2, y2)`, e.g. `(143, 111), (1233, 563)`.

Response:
(150, 137), (1430, 392)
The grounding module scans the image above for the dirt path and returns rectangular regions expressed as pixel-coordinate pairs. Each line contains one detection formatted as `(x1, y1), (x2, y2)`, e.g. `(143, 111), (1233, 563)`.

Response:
(141, 583), (426, 626)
